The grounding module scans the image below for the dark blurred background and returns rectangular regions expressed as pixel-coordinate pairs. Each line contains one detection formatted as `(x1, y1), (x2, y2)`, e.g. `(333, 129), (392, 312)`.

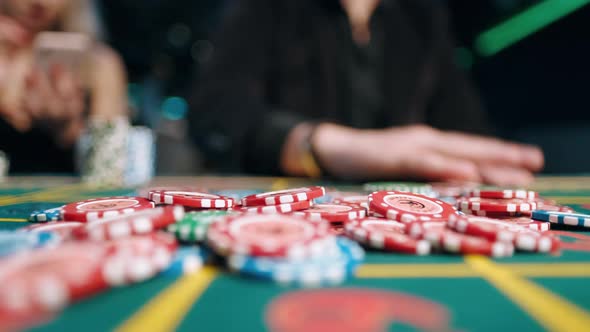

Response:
(99, 0), (590, 175)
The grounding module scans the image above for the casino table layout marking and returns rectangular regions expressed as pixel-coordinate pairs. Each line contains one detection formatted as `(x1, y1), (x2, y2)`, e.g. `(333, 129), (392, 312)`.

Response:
(112, 259), (590, 332)
(0, 217), (26, 222)
(116, 267), (219, 332)
(0, 182), (88, 206)
(356, 262), (590, 278)
(466, 256), (590, 332)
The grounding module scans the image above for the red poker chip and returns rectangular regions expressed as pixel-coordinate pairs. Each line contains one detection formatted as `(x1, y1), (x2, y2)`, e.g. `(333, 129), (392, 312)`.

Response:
(292, 203), (366, 222)
(405, 221), (447, 239)
(19, 221), (84, 241)
(207, 214), (332, 259)
(368, 191), (457, 223)
(329, 222), (345, 236)
(533, 200), (574, 213)
(148, 190), (234, 209)
(459, 210), (526, 218)
(0, 242), (110, 314)
(421, 227), (514, 257)
(138, 186), (207, 199)
(468, 189), (538, 200)
(457, 197), (537, 213)
(494, 216), (550, 232)
(345, 218), (430, 255)
(241, 186), (326, 206)
(102, 233), (177, 285)
(73, 206), (184, 241)
(447, 215), (559, 253)
(61, 197), (155, 222)
(236, 200), (312, 214)
(329, 192), (369, 208)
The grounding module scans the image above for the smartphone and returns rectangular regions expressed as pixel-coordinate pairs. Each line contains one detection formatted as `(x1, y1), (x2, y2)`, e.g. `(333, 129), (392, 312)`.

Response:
(32, 31), (90, 78)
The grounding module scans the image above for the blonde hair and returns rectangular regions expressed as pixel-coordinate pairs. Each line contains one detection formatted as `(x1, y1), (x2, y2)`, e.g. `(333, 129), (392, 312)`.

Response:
(59, 0), (104, 40)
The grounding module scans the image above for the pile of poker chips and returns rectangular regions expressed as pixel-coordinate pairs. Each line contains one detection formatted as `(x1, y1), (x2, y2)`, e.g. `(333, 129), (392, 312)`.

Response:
(0, 150), (8, 181)
(76, 118), (155, 187)
(5, 182), (588, 329)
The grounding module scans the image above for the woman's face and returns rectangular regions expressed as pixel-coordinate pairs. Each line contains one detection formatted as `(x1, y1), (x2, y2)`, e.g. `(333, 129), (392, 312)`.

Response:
(3, 0), (69, 32)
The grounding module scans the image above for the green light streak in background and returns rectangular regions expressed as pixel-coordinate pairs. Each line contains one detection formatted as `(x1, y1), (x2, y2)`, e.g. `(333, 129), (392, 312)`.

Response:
(475, 0), (590, 56)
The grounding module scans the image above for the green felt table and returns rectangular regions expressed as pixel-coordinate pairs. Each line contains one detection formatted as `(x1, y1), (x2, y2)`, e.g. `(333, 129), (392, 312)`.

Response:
(1, 176), (589, 332)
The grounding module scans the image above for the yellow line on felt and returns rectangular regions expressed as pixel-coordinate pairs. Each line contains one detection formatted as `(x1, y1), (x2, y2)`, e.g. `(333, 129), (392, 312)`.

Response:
(0, 183), (87, 206)
(115, 267), (219, 332)
(508, 263), (590, 277)
(356, 263), (590, 278)
(356, 263), (477, 278)
(0, 218), (27, 222)
(465, 256), (590, 332)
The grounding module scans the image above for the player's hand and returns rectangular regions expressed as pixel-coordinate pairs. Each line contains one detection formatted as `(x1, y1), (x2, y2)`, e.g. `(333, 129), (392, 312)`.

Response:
(0, 15), (31, 50)
(24, 64), (85, 146)
(312, 124), (544, 186)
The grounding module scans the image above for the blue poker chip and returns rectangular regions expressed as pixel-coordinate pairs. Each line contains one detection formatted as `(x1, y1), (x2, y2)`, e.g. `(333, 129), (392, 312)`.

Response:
(532, 210), (590, 228)
(228, 237), (364, 287)
(161, 246), (211, 277)
(28, 206), (63, 223)
(0, 231), (59, 257)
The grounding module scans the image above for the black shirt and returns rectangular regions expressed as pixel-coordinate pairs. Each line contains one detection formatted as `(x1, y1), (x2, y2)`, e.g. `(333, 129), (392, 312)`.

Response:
(336, 6), (385, 129)
(191, 0), (490, 174)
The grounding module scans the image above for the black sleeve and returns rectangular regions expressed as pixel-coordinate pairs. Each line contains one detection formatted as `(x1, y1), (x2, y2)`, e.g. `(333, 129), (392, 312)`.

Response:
(424, 3), (494, 136)
(189, 0), (311, 174)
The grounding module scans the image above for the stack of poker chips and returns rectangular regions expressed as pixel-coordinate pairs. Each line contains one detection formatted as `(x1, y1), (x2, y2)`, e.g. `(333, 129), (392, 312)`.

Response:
(0, 150), (8, 182)
(76, 119), (156, 187)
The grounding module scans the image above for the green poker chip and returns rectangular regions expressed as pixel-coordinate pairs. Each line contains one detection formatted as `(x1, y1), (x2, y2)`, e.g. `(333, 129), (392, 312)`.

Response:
(363, 182), (436, 197)
(168, 210), (229, 243)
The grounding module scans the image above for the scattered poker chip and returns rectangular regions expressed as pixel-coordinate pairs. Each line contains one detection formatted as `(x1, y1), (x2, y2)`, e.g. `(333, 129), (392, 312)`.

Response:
(138, 186), (207, 199)
(237, 200), (313, 214)
(0, 231), (58, 257)
(28, 206), (63, 223)
(421, 227), (514, 257)
(533, 200), (575, 213)
(167, 210), (229, 243)
(368, 191), (457, 223)
(60, 196), (155, 222)
(446, 215), (559, 253)
(207, 214), (332, 259)
(345, 218), (430, 255)
(468, 188), (538, 200)
(104, 233), (177, 285)
(73, 206), (184, 241)
(531, 210), (590, 228)
(363, 182), (435, 196)
(494, 216), (550, 232)
(292, 203), (366, 222)
(0, 242), (111, 314)
(405, 221), (447, 240)
(456, 197), (537, 213)
(148, 190), (234, 209)
(160, 246), (210, 277)
(241, 186), (326, 206)
(210, 189), (264, 204)
(329, 222), (345, 236)
(459, 209), (524, 218)
(328, 192), (369, 208)
(18, 221), (85, 242)
(228, 237), (364, 287)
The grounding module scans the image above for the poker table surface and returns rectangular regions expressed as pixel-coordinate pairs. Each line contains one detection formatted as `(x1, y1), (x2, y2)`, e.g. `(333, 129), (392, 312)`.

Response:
(1, 175), (589, 332)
